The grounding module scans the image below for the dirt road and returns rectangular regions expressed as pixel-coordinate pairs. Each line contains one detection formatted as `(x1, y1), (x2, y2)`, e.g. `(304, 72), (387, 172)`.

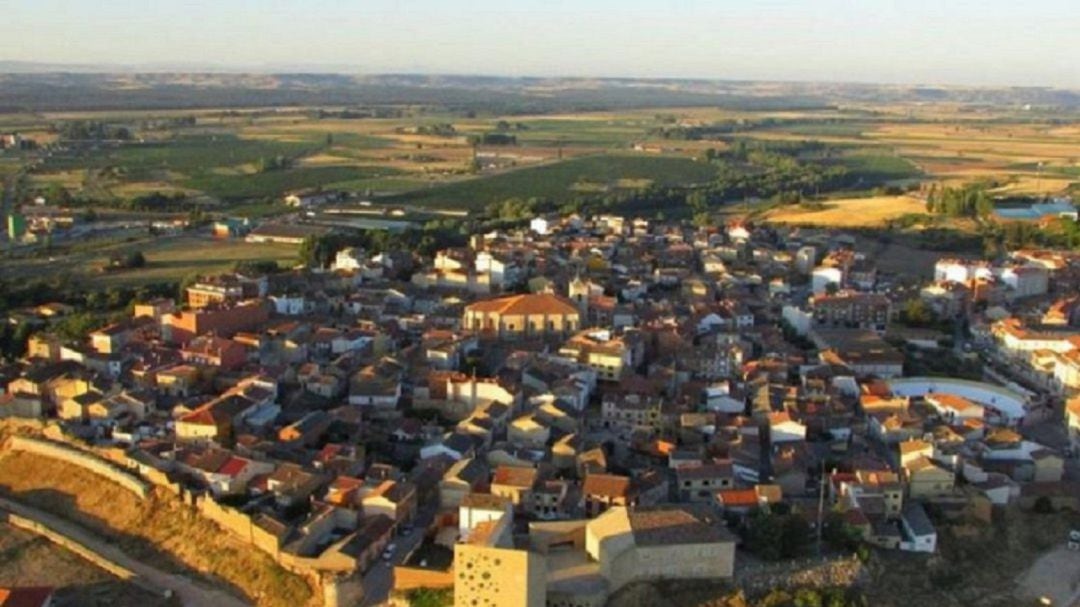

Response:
(0, 496), (249, 607)
(1015, 543), (1080, 607)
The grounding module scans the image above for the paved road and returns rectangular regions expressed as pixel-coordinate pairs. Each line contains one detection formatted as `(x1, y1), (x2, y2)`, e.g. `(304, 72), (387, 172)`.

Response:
(0, 496), (249, 607)
(361, 504), (438, 607)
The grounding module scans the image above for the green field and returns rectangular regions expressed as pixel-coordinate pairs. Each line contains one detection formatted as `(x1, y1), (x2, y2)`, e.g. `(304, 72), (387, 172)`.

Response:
(0, 233), (299, 289)
(833, 150), (922, 184)
(93, 236), (299, 287)
(760, 121), (870, 138)
(388, 154), (719, 210)
(45, 135), (317, 177)
(510, 118), (652, 146)
(185, 165), (402, 200)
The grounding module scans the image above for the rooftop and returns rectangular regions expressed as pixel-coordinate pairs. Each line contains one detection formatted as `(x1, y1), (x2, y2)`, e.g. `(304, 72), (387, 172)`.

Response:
(628, 506), (734, 547)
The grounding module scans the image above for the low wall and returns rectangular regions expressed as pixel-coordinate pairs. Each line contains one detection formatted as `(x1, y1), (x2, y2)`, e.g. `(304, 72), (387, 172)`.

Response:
(5, 435), (150, 499)
(392, 566), (454, 592)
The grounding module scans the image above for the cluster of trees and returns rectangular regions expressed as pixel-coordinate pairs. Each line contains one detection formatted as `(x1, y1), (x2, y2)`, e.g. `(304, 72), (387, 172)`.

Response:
(108, 250), (146, 270)
(743, 507), (813, 561)
(138, 116), (197, 131)
(650, 118), (833, 141)
(257, 155), (294, 173)
(980, 217), (1080, 257)
(54, 120), (133, 141)
(483, 196), (558, 222)
(0, 322), (35, 362)
(414, 123), (457, 137)
(0, 278), (176, 360)
(899, 298), (943, 328)
(124, 191), (195, 212)
(477, 132), (517, 146)
(493, 120), (528, 131)
(925, 184), (994, 218)
(651, 120), (756, 140)
(313, 107), (405, 120)
(685, 143), (851, 219)
(298, 225), (467, 270)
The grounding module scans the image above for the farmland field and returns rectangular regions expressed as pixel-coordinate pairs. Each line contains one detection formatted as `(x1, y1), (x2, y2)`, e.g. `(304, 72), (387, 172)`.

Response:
(91, 235), (299, 286)
(0, 233), (299, 288)
(763, 195), (930, 227)
(387, 154), (719, 210)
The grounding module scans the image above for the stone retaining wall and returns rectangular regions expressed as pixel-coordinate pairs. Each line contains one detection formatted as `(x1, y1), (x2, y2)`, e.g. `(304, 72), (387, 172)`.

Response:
(736, 555), (865, 597)
(5, 435), (150, 499)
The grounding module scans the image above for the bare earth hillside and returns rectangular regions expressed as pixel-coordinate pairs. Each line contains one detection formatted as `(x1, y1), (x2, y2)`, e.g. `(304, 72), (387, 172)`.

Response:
(0, 449), (315, 607)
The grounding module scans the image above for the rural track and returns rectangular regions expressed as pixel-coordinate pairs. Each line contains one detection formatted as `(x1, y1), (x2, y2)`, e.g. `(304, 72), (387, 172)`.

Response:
(0, 496), (250, 607)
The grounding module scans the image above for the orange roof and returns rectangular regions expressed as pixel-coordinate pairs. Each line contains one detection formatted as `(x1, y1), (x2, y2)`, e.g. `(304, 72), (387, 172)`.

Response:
(179, 405), (217, 426)
(1067, 397), (1080, 417)
(899, 439), (930, 454)
(582, 473), (632, 498)
(927, 393), (981, 413)
(465, 293), (579, 317)
(492, 466), (538, 488)
(767, 411), (796, 425)
(717, 488), (758, 507)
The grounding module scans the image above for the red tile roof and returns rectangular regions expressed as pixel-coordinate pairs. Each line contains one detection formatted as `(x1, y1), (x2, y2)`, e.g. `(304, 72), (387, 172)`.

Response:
(0, 587), (54, 607)
(465, 293), (578, 316)
(217, 457), (249, 478)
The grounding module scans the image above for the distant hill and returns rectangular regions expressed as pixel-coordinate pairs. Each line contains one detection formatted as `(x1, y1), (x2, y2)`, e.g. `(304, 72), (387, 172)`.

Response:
(0, 70), (1077, 112)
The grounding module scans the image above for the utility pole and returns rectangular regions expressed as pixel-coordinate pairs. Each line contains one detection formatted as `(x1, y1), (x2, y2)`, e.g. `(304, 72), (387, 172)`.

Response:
(816, 459), (827, 557)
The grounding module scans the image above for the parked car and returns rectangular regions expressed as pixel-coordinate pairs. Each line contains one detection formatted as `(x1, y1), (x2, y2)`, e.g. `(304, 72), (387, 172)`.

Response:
(382, 543), (397, 561)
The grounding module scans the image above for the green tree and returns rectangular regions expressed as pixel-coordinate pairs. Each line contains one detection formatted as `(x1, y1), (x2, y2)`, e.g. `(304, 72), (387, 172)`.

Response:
(781, 515), (812, 558)
(793, 588), (824, 607)
(746, 509), (785, 561)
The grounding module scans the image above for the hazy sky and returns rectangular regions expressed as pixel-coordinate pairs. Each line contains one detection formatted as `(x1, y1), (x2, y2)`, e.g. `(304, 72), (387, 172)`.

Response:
(4, 0), (1079, 87)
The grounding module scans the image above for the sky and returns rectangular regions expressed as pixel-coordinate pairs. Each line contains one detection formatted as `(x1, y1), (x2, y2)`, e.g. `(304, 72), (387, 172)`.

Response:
(4, 0), (1079, 87)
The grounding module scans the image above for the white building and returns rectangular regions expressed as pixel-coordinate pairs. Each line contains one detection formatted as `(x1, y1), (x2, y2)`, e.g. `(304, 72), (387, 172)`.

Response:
(269, 294), (306, 316)
(811, 266), (843, 295)
(530, 216), (553, 235)
(333, 247), (367, 272)
(999, 265), (1049, 299)
(899, 503), (937, 553)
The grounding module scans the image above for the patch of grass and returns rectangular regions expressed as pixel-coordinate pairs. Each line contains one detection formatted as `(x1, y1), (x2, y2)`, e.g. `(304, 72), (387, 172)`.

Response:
(405, 587), (454, 607)
(388, 154), (718, 210)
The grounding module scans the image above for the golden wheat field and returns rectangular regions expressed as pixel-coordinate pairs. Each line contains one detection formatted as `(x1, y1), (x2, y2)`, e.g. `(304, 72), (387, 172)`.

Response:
(763, 195), (930, 227)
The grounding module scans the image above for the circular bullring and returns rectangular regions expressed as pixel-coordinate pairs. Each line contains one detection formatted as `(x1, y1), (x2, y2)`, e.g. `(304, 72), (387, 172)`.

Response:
(886, 377), (1030, 423)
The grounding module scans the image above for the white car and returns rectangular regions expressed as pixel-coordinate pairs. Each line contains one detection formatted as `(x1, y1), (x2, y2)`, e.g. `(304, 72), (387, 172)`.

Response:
(381, 543), (397, 561)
